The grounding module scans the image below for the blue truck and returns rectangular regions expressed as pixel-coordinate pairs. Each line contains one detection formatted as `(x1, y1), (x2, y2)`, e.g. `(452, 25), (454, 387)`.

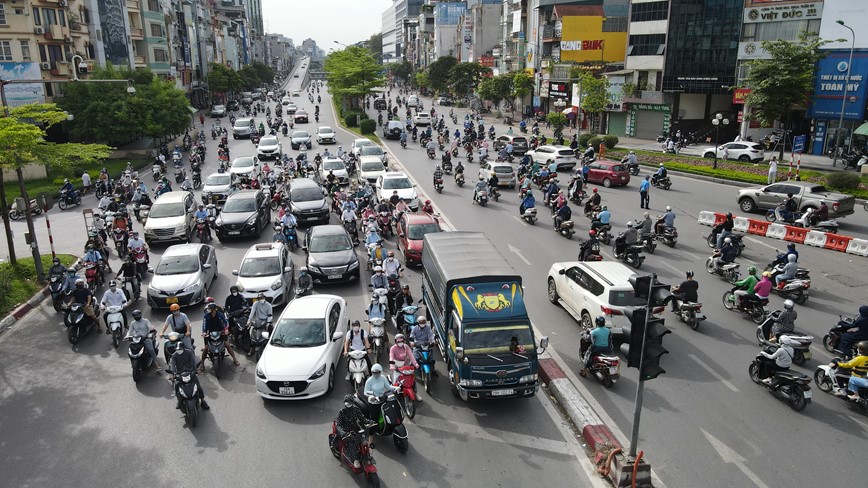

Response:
(421, 232), (548, 401)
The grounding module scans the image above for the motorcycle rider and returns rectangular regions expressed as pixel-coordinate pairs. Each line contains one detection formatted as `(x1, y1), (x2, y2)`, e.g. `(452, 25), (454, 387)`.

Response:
(473, 176), (488, 202)
(399, 130), (407, 146)
(344, 320), (372, 377)
(624, 151), (638, 170)
(580, 317), (613, 377)
(813, 200), (829, 225)
(83, 244), (109, 274)
(194, 204), (211, 239)
(335, 394), (368, 468)
(68, 279), (101, 332)
(297, 267), (313, 294)
(363, 363), (398, 446)
(638, 212), (653, 240)
(224, 285), (247, 331)
(487, 172), (500, 195)
(671, 270), (699, 312)
(578, 230), (600, 261)
(519, 189), (536, 217)
(732, 266), (759, 307)
(61, 268), (79, 294)
(126, 309), (158, 369)
(168, 336), (210, 410)
(99, 280), (129, 333)
(61, 178), (76, 196)
(782, 193), (798, 222)
(714, 237), (738, 270)
(614, 221), (639, 257)
(775, 254), (799, 288)
(657, 206), (676, 235)
(370, 266), (388, 290)
(199, 302), (241, 370)
(432, 164), (444, 187)
(837, 306), (868, 358)
(272, 223), (287, 243)
(394, 284), (415, 332)
(367, 289), (388, 321)
(160, 303), (193, 351)
(48, 257), (67, 280)
(383, 251), (402, 279)
(591, 205), (611, 233)
(426, 138), (437, 156)
(410, 317), (437, 376)
(248, 291), (274, 333)
(830, 342), (868, 400)
(554, 202), (572, 230)
(714, 212), (735, 248)
(585, 187), (602, 216)
(765, 299), (797, 342)
(758, 336), (796, 385)
(652, 163), (667, 184)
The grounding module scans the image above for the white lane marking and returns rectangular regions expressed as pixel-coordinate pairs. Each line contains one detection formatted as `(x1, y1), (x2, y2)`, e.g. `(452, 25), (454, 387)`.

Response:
(683, 250), (699, 261)
(660, 261), (684, 275)
(701, 429), (771, 488)
(508, 243), (532, 266)
(688, 354), (740, 392)
(744, 236), (779, 251)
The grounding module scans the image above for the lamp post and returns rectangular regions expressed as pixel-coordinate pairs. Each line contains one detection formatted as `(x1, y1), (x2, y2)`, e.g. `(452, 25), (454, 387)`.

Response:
(711, 113), (730, 170)
(334, 41), (348, 48)
(832, 20), (855, 168)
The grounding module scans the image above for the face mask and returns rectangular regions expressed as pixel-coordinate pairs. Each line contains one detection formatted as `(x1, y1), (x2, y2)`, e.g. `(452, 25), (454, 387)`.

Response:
(232, 291), (238, 296)
(172, 311), (179, 316)
(352, 326), (360, 332)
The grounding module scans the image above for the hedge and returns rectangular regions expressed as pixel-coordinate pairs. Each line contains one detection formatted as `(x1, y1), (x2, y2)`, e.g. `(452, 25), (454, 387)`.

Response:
(603, 135), (619, 149)
(579, 133), (594, 148)
(359, 119), (376, 135)
(825, 171), (861, 190)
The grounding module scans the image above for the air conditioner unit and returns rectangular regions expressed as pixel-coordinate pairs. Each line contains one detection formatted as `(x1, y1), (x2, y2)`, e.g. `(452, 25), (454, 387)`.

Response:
(40, 62), (51, 70)
(34, 27), (46, 35)
(59, 0), (68, 6)
(64, 36), (73, 43)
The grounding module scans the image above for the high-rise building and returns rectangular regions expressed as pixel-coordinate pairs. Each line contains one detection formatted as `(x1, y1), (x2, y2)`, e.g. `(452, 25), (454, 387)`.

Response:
(382, 2), (398, 63)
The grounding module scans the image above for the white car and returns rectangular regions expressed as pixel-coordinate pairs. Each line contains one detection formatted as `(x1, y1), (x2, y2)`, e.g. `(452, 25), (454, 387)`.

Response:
(316, 126), (337, 144)
(526, 145), (578, 171)
(350, 138), (375, 158)
(292, 90), (300, 97)
(146, 243), (217, 309)
(357, 156), (387, 185)
(406, 96), (419, 108)
(254, 295), (347, 400)
(358, 145), (387, 164)
(478, 161), (517, 188)
(547, 261), (647, 328)
(702, 142), (765, 162)
(413, 113), (432, 126)
(232, 242), (295, 306)
(281, 98), (292, 106)
(320, 157), (350, 185)
(256, 136), (282, 160)
(376, 172), (418, 211)
(230, 156), (261, 179)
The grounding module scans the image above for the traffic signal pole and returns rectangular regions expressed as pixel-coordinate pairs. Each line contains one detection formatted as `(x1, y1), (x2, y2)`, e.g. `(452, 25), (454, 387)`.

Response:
(628, 273), (655, 458)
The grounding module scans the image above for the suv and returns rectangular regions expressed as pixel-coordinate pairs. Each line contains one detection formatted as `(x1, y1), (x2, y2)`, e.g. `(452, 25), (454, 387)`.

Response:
(303, 225), (361, 284)
(233, 242), (295, 306)
(214, 190), (270, 239)
(406, 96), (419, 108)
(546, 261), (647, 328)
(288, 178), (329, 225)
(494, 135), (529, 155)
(232, 117), (256, 139)
(210, 105), (226, 118)
(413, 113), (432, 126)
(526, 145), (578, 171)
(373, 98), (387, 110)
(143, 191), (196, 244)
(383, 120), (404, 139)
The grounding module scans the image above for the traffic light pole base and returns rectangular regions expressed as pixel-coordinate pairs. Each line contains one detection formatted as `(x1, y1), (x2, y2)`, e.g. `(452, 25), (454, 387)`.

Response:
(605, 452), (654, 488)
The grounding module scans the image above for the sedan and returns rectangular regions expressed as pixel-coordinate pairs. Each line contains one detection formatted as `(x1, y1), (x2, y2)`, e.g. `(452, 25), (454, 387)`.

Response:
(358, 145), (387, 164)
(584, 161), (630, 188)
(230, 156), (261, 179)
(376, 172), (419, 211)
(357, 157), (387, 185)
(291, 130), (312, 150)
(256, 136), (282, 160)
(210, 105), (226, 118)
(303, 225), (361, 284)
(316, 126), (337, 144)
(703, 142), (765, 162)
(526, 145), (578, 171)
(146, 243), (217, 309)
(281, 98), (291, 106)
(254, 295), (347, 400)
(478, 161), (517, 188)
(320, 157), (350, 185)
(350, 138), (375, 158)
(396, 212), (442, 266)
(294, 110), (309, 124)
(413, 113), (432, 126)
(214, 190), (270, 240)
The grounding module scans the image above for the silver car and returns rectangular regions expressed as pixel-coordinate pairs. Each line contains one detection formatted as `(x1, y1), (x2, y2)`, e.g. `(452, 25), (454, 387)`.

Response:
(143, 191), (196, 244)
(358, 145), (387, 164)
(201, 172), (236, 207)
(257, 136), (282, 160)
(291, 130), (312, 150)
(146, 243), (218, 309)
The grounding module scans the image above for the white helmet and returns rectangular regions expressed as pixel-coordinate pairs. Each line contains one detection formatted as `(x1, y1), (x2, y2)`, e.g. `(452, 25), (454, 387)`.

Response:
(626, 221), (634, 228)
(784, 299), (794, 310)
(374, 265), (383, 272)
(724, 237), (732, 244)
(666, 205), (672, 211)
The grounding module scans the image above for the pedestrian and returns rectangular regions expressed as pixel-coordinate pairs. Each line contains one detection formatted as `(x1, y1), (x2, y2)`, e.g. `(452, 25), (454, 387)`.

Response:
(81, 171), (92, 195)
(598, 141), (606, 160)
(545, 116), (551, 129)
(639, 175), (651, 209)
(199, 113), (205, 127)
(767, 156), (778, 184)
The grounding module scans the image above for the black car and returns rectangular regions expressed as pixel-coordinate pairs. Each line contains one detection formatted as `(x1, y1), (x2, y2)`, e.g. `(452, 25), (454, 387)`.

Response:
(373, 98), (387, 110)
(226, 100), (240, 111)
(303, 225), (361, 284)
(214, 190), (270, 240)
(289, 178), (329, 225)
(494, 135), (530, 155)
(383, 120), (404, 140)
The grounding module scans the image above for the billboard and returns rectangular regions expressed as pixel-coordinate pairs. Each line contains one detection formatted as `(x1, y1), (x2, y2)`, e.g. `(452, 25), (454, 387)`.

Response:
(98, 0), (131, 65)
(819, 0), (868, 50)
(435, 3), (466, 26)
(559, 16), (627, 64)
(0, 62), (46, 107)
(743, 2), (822, 23)
(807, 50), (868, 120)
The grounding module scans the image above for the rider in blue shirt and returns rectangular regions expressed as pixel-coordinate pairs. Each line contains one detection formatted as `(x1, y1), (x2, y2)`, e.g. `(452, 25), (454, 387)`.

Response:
(520, 190), (536, 216)
(591, 206), (611, 232)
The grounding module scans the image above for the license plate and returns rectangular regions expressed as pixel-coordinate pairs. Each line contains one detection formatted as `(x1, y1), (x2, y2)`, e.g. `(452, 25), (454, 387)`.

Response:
(166, 297), (179, 304)
(492, 389), (515, 397)
(228, 231), (241, 235)
(279, 387), (295, 395)
(305, 216), (319, 221)
(803, 390), (812, 399)
(609, 367), (619, 374)
(621, 176), (627, 180)
(327, 275), (342, 280)
(803, 351), (812, 359)
(157, 235), (172, 240)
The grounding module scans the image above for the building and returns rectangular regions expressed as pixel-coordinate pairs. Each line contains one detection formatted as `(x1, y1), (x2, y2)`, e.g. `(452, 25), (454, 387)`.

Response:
(394, 0), (424, 62)
(459, 0), (501, 63)
(432, 1), (465, 60)
(382, 2), (398, 63)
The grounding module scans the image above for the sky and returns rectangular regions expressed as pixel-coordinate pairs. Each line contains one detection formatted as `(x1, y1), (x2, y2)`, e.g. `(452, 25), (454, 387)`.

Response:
(262, 0), (392, 52)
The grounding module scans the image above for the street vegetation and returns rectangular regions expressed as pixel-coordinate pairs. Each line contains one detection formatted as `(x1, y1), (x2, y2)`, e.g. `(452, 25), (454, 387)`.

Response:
(0, 254), (76, 317)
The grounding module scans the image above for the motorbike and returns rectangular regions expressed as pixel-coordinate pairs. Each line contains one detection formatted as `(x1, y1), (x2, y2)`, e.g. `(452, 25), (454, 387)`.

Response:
(415, 344), (435, 393)
(672, 300), (705, 330)
(356, 391), (409, 454)
(152, 164), (162, 181)
(328, 421), (379, 487)
(204, 330), (227, 378)
(112, 227), (128, 259)
(7, 198), (43, 221)
(195, 218), (210, 242)
(651, 175), (672, 190)
(104, 305), (126, 349)
(400, 139), (407, 149)
(488, 186), (501, 202)
(640, 232), (657, 254)
(127, 331), (157, 383)
(521, 207), (538, 225)
(249, 319), (271, 362)
(64, 302), (96, 344)
(454, 172), (465, 187)
(656, 224), (678, 248)
(130, 247), (148, 281)
(613, 239), (644, 269)
(394, 305), (419, 336)
(427, 148), (436, 159)
(368, 317), (386, 361)
(392, 364), (419, 419)
(595, 224), (612, 245)
(347, 349), (371, 391)
(766, 202), (799, 224)
(442, 161), (453, 175)
(706, 231), (745, 257)
(84, 261), (103, 292)
(755, 316), (813, 365)
(580, 334), (620, 388)
(621, 157), (641, 176)
(473, 189), (489, 207)
(813, 360), (868, 412)
(577, 239), (603, 262)
(192, 171), (202, 189)
(555, 219), (575, 239)
(822, 315), (860, 358)
(376, 212), (392, 238)
(171, 369), (202, 427)
(705, 253), (740, 284)
(748, 348), (812, 411)
(49, 276), (66, 312)
(766, 265), (811, 305)
(58, 189), (83, 210)
(283, 224), (299, 251)
(434, 177), (444, 193)
(721, 290), (769, 324)
(343, 220), (360, 246)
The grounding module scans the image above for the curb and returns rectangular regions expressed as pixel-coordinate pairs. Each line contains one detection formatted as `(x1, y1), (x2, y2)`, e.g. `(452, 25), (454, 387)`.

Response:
(0, 259), (80, 338)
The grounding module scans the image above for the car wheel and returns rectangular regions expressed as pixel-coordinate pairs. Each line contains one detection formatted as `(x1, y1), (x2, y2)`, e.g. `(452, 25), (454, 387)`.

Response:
(739, 198), (756, 213)
(581, 311), (592, 329)
(738, 155), (750, 162)
(602, 178), (612, 188)
(547, 278), (559, 304)
(326, 365), (335, 394)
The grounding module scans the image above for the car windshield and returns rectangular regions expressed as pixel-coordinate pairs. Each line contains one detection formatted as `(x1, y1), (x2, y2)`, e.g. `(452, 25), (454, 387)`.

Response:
(309, 234), (353, 253)
(318, 128), (334, 135)
(360, 146), (385, 156)
(323, 160), (345, 171)
(223, 198), (257, 213)
(293, 131), (310, 138)
(233, 158), (254, 168)
(557, 149), (574, 156)
(361, 162), (384, 172)
(234, 121), (252, 129)
(155, 255), (199, 275)
(213, 105), (225, 111)
(148, 201), (185, 218)
(463, 325), (535, 355)
(383, 177), (412, 189)
(291, 187), (323, 202)
(270, 318), (325, 347)
(493, 166), (514, 174)
(355, 141), (373, 150)
(408, 223), (440, 240)
(608, 290), (647, 307)
(239, 256), (281, 277)
(512, 138), (528, 144)
(260, 137), (278, 146)
(205, 175), (231, 186)
(296, 111), (308, 116)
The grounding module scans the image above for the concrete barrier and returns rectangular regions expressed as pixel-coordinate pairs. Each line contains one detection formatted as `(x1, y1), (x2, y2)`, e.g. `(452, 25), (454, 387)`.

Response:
(697, 211), (716, 226)
(846, 238), (868, 257)
(766, 223), (787, 239)
(747, 219), (769, 236)
(733, 216), (750, 232)
(825, 234), (853, 252)
(783, 226), (808, 244)
(804, 231), (828, 248)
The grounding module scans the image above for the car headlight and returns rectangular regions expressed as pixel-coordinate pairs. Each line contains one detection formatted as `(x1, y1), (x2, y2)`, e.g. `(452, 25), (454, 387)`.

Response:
(348, 260), (360, 271)
(271, 279), (282, 290)
(176, 224), (187, 233)
(308, 364), (326, 380)
(459, 379), (483, 387)
(308, 265), (322, 274)
(256, 364), (267, 379)
(181, 281), (201, 293)
(519, 373), (538, 384)
(246, 215), (258, 226)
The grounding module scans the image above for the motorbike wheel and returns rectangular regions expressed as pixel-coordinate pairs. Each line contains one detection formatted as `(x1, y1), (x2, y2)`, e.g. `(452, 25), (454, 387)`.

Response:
(68, 324), (81, 344)
(52, 296), (62, 312)
(254, 347), (263, 363)
(755, 326), (765, 345)
(628, 253), (642, 269)
(602, 374), (615, 388)
(436, 186), (442, 193)
(726, 270), (739, 285)
(186, 399), (199, 427)
(706, 233), (717, 249)
(366, 472), (380, 488)
(328, 433), (341, 459)
(748, 362), (762, 384)
(404, 397), (416, 419)
(112, 327), (122, 349)
(663, 182), (672, 190)
(765, 211), (777, 223)
(9, 208), (20, 220)
(215, 354), (223, 379)
(646, 243), (655, 254)
(705, 258), (715, 274)
(792, 289), (808, 305)
(58, 199), (69, 211)
(789, 387), (808, 411)
(751, 308), (766, 325)
(601, 234), (611, 245)
(422, 370), (430, 393)
(813, 369), (834, 393)
(822, 334), (835, 353)
(74, 195), (82, 205)
(721, 291), (735, 310)
(393, 435), (409, 454)
(132, 366), (142, 383)
(686, 313), (699, 331)
(792, 350), (806, 366)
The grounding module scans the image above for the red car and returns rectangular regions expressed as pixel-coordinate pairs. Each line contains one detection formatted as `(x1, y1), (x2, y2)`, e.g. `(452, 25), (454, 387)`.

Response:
(396, 212), (442, 266)
(294, 110), (309, 123)
(585, 161), (630, 188)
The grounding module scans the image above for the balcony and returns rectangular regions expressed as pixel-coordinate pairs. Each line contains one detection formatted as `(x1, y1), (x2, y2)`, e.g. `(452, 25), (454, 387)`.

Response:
(134, 56), (147, 68)
(127, 0), (141, 12)
(130, 27), (144, 40)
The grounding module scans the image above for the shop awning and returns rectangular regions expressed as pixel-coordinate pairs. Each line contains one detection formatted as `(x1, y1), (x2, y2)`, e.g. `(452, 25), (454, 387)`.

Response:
(187, 106), (197, 114)
(854, 122), (868, 136)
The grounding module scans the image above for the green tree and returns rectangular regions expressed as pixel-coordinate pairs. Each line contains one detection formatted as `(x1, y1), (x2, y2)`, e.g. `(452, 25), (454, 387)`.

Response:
(389, 61), (413, 83)
(478, 74), (513, 113)
(449, 62), (490, 97)
(324, 46), (385, 110)
(414, 71), (429, 90)
(743, 32), (834, 157)
(368, 33), (384, 61)
(546, 112), (568, 134)
(0, 103), (112, 265)
(511, 71), (534, 118)
(573, 70), (609, 133)
(426, 56), (458, 94)
(207, 63), (243, 101)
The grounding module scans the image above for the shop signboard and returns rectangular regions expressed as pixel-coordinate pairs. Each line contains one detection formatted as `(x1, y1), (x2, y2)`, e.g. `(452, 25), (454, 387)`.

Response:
(807, 51), (868, 120)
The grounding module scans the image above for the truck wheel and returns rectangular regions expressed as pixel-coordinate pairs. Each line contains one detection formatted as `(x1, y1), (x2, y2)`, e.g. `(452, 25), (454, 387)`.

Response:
(547, 278), (559, 304)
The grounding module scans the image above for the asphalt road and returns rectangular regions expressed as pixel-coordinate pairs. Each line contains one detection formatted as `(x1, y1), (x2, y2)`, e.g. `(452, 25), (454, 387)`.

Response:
(367, 92), (868, 488)
(0, 62), (605, 488)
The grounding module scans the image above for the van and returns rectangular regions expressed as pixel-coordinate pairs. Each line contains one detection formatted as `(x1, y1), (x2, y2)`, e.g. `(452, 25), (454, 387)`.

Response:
(233, 117), (256, 139)
(143, 191), (196, 244)
(288, 178), (329, 225)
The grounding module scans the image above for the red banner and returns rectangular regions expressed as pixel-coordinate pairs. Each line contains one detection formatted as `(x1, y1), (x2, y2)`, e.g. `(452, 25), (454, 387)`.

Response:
(733, 88), (751, 104)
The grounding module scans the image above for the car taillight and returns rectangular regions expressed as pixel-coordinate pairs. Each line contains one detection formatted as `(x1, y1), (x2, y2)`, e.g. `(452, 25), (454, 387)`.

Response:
(832, 202), (840, 211)
(653, 306), (665, 314)
(601, 306), (622, 316)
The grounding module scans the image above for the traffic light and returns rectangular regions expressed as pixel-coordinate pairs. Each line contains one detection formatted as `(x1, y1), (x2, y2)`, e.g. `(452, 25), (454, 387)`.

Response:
(629, 275), (672, 308)
(626, 308), (670, 381)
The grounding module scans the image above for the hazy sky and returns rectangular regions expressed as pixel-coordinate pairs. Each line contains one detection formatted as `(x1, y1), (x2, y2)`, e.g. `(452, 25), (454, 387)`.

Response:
(262, 0), (392, 52)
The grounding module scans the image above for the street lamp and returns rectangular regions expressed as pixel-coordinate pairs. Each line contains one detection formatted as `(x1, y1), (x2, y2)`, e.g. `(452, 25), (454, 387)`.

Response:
(832, 20), (855, 168)
(711, 113), (730, 169)
(334, 41), (348, 48)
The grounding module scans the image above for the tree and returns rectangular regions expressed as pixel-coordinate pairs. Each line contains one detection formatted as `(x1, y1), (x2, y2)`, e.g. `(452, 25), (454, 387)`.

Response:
(573, 70), (609, 133)
(58, 64), (192, 146)
(546, 112), (568, 134)
(389, 61), (413, 83)
(743, 32), (833, 157)
(511, 71), (534, 118)
(0, 103), (112, 265)
(207, 63), (242, 101)
(478, 74), (513, 112)
(324, 46), (385, 110)
(414, 71), (429, 90)
(426, 56), (458, 94)
(449, 62), (490, 97)
(367, 33), (383, 60)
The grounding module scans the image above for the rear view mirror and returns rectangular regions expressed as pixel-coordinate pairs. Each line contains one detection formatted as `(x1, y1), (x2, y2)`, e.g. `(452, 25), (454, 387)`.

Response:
(538, 336), (550, 352)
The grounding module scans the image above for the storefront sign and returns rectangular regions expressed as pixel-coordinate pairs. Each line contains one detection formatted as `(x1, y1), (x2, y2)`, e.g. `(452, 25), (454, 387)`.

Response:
(549, 82), (569, 99)
(812, 120), (827, 156)
(480, 56), (495, 68)
(738, 41), (770, 60)
(808, 51), (868, 120)
(733, 87), (751, 104)
(560, 40), (604, 51)
(631, 103), (669, 112)
(744, 3), (822, 24)
(606, 75), (625, 111)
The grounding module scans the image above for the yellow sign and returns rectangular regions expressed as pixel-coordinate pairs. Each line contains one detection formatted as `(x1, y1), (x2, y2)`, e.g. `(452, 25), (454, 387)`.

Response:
(475, 293), (511, 313)
(559, 16), (627, 64)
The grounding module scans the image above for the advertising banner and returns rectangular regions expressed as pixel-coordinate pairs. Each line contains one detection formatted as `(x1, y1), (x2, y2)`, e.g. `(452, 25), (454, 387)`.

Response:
(808, 51), (868, 120)
(606, 75), (625, 111)
(0, 62), (46, 107)
(743, 2), (822, 23)
(549, 82), (569, 99)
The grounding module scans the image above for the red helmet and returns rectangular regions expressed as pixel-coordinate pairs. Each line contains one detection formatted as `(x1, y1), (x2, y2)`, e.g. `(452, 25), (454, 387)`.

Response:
(425, 199), (431, 205)
(205, 297), (215, 304)
(589, 230), (597, 237)
(592, 188), (598, 193)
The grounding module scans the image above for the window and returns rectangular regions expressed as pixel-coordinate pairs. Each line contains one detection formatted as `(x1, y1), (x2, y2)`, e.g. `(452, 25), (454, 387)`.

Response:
(20, 41), (31, 62)
(32, 7), (42, 26)
(602, 16), (627, 33)
(150, 23), (164, 38)
(153, 49), (168, 62)
(59, 9), (66, 27)
(0, 41), (12, 62)
(327, 303), (341, 336)
(630, 1), (669, 23)
(0, 4), (6, 26)
(148, 0), (161, 12)
(44, 9), (58, 26)
(628, 34), (666, 57)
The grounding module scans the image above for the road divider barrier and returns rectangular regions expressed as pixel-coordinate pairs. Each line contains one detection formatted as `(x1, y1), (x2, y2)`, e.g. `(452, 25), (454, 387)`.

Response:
(712, 212), (728, 226)
(784, 225), (808, 244)
(747, 220), (770, 236)
(804, 231), (828, 248)
(825, 234), (852, 252)
(846, 238), (868, 257)
(733, 216), (750, 232)
(766, 223), (787, 240)
(697, 211), (717, 226)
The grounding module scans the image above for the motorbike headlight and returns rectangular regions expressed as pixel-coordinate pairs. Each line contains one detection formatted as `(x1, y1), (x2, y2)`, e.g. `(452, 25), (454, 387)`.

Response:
(519, 373), (538, 384)
(270, 279), (282, 290)
(459, 379), (483, 387)
(256, 364), (267, 379)
(308, 364), (326, 380)
(181, 281), (201, 293)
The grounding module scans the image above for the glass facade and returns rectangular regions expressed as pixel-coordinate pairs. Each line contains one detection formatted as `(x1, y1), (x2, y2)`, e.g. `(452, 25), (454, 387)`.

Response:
(662, 0), (743, 94)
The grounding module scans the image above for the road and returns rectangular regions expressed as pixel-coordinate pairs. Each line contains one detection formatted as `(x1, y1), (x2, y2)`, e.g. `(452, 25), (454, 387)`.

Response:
(359, 91), (868, 488)
(0, 61), (606, 488)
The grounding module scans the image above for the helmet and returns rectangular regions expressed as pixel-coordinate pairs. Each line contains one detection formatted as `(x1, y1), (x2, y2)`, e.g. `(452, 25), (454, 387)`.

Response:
(783, 299), (794, 310)
(425, 199), (431, 205)
(402, 284), (409, 290)
(67, 268), (76, 274)
(53, 257), (61, 265)
(748, 266), (757, 275)
(593, 188), (598, 193)
(352, 320), (361, 327)
(108, 280), (117, 287)
(787, 254), (796, 263)
(787, 243), (796, 250)
(132, 309), (143, 320)
(206, 302), (217, 310)
(666, 205), (672, 211)
(779, 335), (797, 346)
(75, 279), (85, 286)
(659, 163), (664, 167)
(170, 304), (180, 312)
(856, 341), (868, 355)
(762, 271), (772, 278)
(726, 212), (732, 219)
(205, 296), (215, 304)
(371, 364), (383, 374)
(643, 212), (649, 218)
(87, 245), (94, 251)
(479, 176), (484, 181)
(629, 151), (635, 155)
(589, 230), (597, 237)
(387, 251), (394, 257)
(257, 292), (266, 299)
(595, 316), (606, 327)
(230, 285), (239, 293)
(343, 394), (355, 408)
(299, 266), (308, 274)
(395, 333), (405, 343)
(601, 205), (607, 211)
(686, 270), (694, 278)
(626, 221), (634, 228)
(64, 178), (70, 184)
(724, 237), (732, 244)
(374, 266), (383, 272)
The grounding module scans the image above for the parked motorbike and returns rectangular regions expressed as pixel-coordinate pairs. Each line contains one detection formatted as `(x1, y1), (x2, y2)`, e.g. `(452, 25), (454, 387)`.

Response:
(347, 349), (371, 391)
(813, 360), (868, 412)
(7, 198), (44, 221)
(64, 302), (96, 344)
(127, 331), (157, 383)
(356, 391), (409, 454)
(721, 290), (768, 324)
(705, 253), (740, 284)
(328, 421), (379, 487)
(706, 231), (745, 257)
(748, 347), (812, 411)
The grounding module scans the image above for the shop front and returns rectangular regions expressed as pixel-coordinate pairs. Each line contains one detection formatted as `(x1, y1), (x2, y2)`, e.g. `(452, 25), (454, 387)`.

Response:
(625, 103), (671, 139)
(808, 50), (868, 155)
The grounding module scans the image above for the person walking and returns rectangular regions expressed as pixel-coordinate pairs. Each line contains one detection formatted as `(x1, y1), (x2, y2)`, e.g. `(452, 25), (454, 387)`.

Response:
(639, 175), (651, 209)
(198, 113), (205, 127)
(598, 140), (606, 160)
(767, 156), (778, 185)
(81, 171), (92, 195)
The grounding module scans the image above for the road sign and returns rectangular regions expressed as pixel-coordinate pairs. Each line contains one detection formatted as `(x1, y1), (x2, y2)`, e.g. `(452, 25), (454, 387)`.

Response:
(36, 192), (53, 212)
(793, 134), (806, 153)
